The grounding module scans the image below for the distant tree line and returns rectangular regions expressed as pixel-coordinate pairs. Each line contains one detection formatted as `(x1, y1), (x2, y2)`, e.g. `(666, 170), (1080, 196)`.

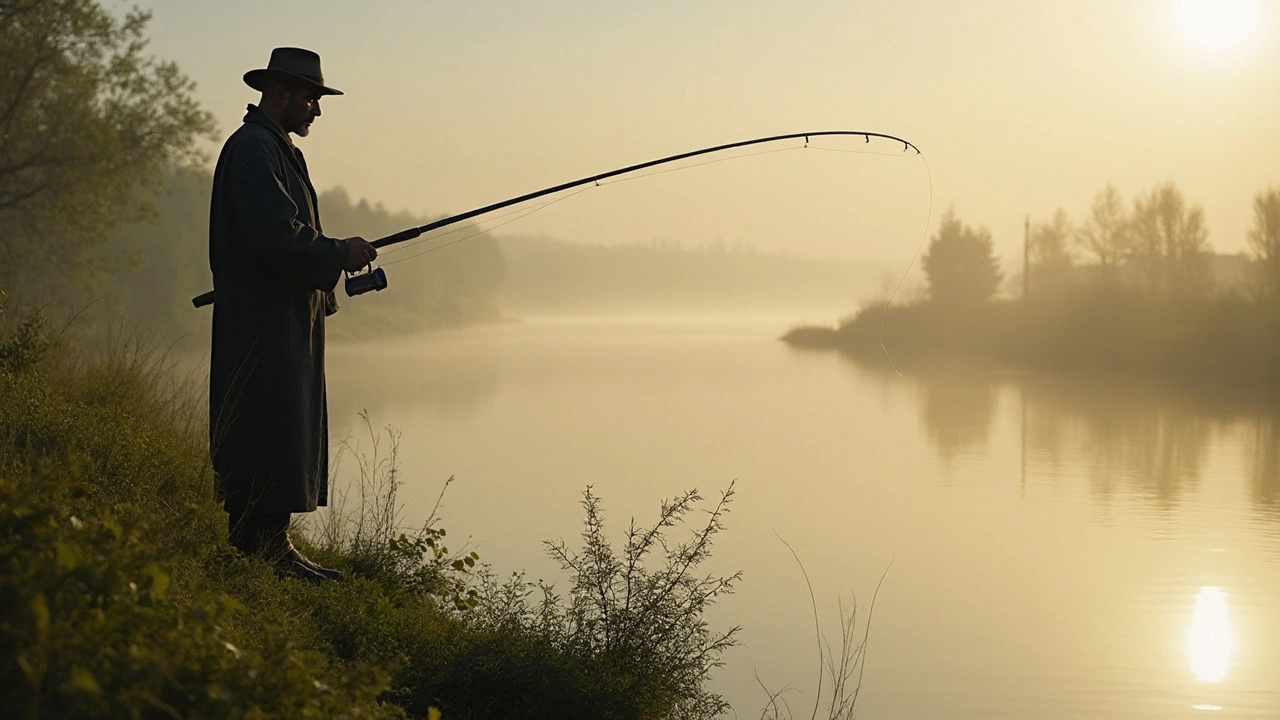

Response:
(921, 181), (1280, 306)
(800, 181), (1280, 383)
(93, 172), (506, 343)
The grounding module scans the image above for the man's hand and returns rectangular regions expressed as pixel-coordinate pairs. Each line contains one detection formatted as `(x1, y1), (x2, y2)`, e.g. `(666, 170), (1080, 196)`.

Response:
(342, 237), (378, 272)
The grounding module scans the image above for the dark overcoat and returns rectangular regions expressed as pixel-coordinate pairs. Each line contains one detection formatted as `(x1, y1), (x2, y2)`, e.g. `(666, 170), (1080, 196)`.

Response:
(208, 104), (350, 516)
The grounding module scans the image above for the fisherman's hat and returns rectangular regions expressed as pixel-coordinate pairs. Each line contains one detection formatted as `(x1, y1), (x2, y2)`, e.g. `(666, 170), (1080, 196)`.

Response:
(244, 47), (343, 96)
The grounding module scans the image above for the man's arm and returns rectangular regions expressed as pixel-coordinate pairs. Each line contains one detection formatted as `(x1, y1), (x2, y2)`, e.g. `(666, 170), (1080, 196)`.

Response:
(231, 155), (350, 292)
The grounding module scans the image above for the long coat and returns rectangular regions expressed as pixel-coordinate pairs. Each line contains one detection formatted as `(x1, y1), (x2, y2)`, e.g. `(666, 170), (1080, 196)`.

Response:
(208, 105), (350, 516)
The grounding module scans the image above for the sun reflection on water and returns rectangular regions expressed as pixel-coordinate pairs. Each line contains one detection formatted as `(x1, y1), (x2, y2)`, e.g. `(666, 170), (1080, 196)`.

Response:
(1188, 587), (1232, 683)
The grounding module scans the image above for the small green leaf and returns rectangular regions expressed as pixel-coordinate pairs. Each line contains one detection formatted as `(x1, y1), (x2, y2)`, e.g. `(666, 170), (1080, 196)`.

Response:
(101, 512), (122, 539)
(68, 666), (101, 694)
(55, 541), (80, 572)
(141, 564), (169, 601)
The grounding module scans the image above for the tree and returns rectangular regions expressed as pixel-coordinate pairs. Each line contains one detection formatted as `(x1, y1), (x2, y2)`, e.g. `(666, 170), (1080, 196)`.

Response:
(1128, 182), (1210, 297)
(0, 0), (216, 303)
(1075, 184), (1129, 274)
(1028, 208), (1074, 296)
(1247, 187), (1280, 299)
(921, 210), (1002, 306)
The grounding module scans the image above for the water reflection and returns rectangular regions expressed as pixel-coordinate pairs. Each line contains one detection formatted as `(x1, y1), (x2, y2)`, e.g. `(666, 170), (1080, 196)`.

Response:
(917, 367), (997, 463)
(1021, 379), (1214, 507)
(1250, 418), (1280, 514)
(904, 369), (1280, 519)
(1188, 587), (1232, 683)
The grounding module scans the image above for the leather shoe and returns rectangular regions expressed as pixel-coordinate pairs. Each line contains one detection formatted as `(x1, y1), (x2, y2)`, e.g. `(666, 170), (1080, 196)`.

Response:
(272, 556), (329, 583)
(285, 546), (344, 581)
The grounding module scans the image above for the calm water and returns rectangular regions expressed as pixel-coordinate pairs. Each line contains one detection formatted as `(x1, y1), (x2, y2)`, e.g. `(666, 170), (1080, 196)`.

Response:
(326, 315), (1280, 719)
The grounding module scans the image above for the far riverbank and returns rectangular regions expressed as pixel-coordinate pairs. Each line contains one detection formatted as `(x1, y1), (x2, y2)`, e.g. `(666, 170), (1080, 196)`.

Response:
(782, 292), (1280, 388)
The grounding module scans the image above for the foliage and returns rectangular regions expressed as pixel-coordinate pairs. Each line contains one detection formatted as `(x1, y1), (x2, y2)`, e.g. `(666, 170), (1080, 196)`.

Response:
(1028, 208), (1074, 298)
(1075, 184), (1129, 271)
(80, 174), (510, 348)
(0, 0), (217, 305)
(306, 414), (480, 609)
(0, 476), (396, 720)
(0, 297), (49, 373)
(464, 485), (743, 720)
(1128, 182), (1211, 298)
(0, 311), (741, 719)
(920, 209), (1003, 306)
(92, 166), (214, 344)
(756, 597), (874, 720)
(1247, 187), (1280, 299)
(823, 283), (1280, 384)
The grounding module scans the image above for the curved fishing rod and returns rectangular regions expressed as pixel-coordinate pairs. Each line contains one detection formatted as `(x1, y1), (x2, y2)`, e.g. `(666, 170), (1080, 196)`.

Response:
(193, 130), (919, 307)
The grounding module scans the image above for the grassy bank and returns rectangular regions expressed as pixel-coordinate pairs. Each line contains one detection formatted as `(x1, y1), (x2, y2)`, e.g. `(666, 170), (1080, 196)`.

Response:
(0, 301), (739, 719)
(783, 290), (1280, 386)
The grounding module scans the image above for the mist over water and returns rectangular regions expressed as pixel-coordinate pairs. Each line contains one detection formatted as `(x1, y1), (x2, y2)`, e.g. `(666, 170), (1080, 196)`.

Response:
(324, 311), (1280, 720)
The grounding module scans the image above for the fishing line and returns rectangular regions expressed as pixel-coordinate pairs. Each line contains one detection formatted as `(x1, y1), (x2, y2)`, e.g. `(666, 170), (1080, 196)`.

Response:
(877, 152), (932, 376)
(381, 186), (595, 267)
(379, 196), (574, 258)
(597, 144), (803, 187)
(802, 144), (934, 374)
(803, 144), (916, 159)
(381, 145), (802, 260)
(383, 144), (810, 265)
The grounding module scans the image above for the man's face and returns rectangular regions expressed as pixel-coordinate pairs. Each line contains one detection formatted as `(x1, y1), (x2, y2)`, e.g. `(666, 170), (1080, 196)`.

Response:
(280, 86), (323, 137)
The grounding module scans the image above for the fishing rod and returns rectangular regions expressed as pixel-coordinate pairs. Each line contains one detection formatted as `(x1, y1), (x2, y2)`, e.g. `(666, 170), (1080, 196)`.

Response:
(192, 130), (920, 308)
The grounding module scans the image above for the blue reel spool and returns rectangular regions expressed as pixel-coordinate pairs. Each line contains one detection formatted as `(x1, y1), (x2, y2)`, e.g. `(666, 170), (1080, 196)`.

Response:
(345, 267), (388, 297)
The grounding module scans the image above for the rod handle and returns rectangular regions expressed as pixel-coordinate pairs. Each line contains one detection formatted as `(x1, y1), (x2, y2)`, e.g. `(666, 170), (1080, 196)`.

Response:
(192, 290), (215, 308)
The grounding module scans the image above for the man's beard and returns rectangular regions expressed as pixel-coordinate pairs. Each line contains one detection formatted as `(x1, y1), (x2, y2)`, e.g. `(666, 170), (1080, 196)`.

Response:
(293, 121), (311, 138)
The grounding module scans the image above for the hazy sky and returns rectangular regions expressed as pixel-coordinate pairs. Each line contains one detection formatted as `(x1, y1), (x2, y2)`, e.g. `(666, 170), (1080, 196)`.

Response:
(132, 0), (1278, 267)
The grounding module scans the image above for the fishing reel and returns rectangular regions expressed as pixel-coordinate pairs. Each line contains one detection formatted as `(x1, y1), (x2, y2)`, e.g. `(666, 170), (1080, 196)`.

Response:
(345, 265), (389, 297)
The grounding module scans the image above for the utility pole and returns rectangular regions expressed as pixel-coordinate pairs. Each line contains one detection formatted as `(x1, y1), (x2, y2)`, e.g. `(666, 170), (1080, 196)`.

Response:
(1023, 214), (1031, 301)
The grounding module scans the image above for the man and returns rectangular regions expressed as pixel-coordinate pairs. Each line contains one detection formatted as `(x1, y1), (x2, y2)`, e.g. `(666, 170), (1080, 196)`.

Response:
(208, 47), (377, 581)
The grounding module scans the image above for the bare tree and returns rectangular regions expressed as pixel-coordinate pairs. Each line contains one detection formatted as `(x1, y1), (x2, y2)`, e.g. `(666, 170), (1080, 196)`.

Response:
(1247, 187), (1280, 299)
(1128, 182), (1210, 297)
(1029, 208), (1074, 296)
(1075, 184), (1130, 277)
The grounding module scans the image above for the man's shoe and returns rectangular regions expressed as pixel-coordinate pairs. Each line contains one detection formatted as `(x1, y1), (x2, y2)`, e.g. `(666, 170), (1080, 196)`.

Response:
(272, 556), (329, 583)
(282, 530), (344, 581)
(285, 546), (344, 581)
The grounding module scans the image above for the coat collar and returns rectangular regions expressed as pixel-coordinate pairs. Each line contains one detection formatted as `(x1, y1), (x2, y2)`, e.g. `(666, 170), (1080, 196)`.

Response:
(241, 104), (321, 225)
(242, 104), (314, 188)
(243, 104), (295, 149)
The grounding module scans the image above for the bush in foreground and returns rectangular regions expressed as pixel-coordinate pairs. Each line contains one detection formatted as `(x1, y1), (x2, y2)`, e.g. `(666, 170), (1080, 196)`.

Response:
(0, 302), (742, 719)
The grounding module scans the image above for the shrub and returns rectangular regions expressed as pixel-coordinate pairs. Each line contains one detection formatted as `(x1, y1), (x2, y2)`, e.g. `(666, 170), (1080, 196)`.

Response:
(0, 475), (396, 719)
(458, 484), (743, 720)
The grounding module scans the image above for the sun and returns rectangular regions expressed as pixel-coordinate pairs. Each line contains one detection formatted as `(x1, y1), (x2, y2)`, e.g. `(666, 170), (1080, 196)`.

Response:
(1177, 0), (1262, 52)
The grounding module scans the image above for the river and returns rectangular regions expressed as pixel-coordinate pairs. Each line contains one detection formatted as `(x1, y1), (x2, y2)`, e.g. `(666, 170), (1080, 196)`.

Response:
(325, 313), (1280, 719)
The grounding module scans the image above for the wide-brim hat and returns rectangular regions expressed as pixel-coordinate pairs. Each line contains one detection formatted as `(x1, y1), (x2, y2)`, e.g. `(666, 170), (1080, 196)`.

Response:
(244, 47), (343, 96)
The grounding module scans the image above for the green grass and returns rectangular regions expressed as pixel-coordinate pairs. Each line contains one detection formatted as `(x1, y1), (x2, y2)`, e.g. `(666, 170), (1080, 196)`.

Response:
(0, 299), (742, 719)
